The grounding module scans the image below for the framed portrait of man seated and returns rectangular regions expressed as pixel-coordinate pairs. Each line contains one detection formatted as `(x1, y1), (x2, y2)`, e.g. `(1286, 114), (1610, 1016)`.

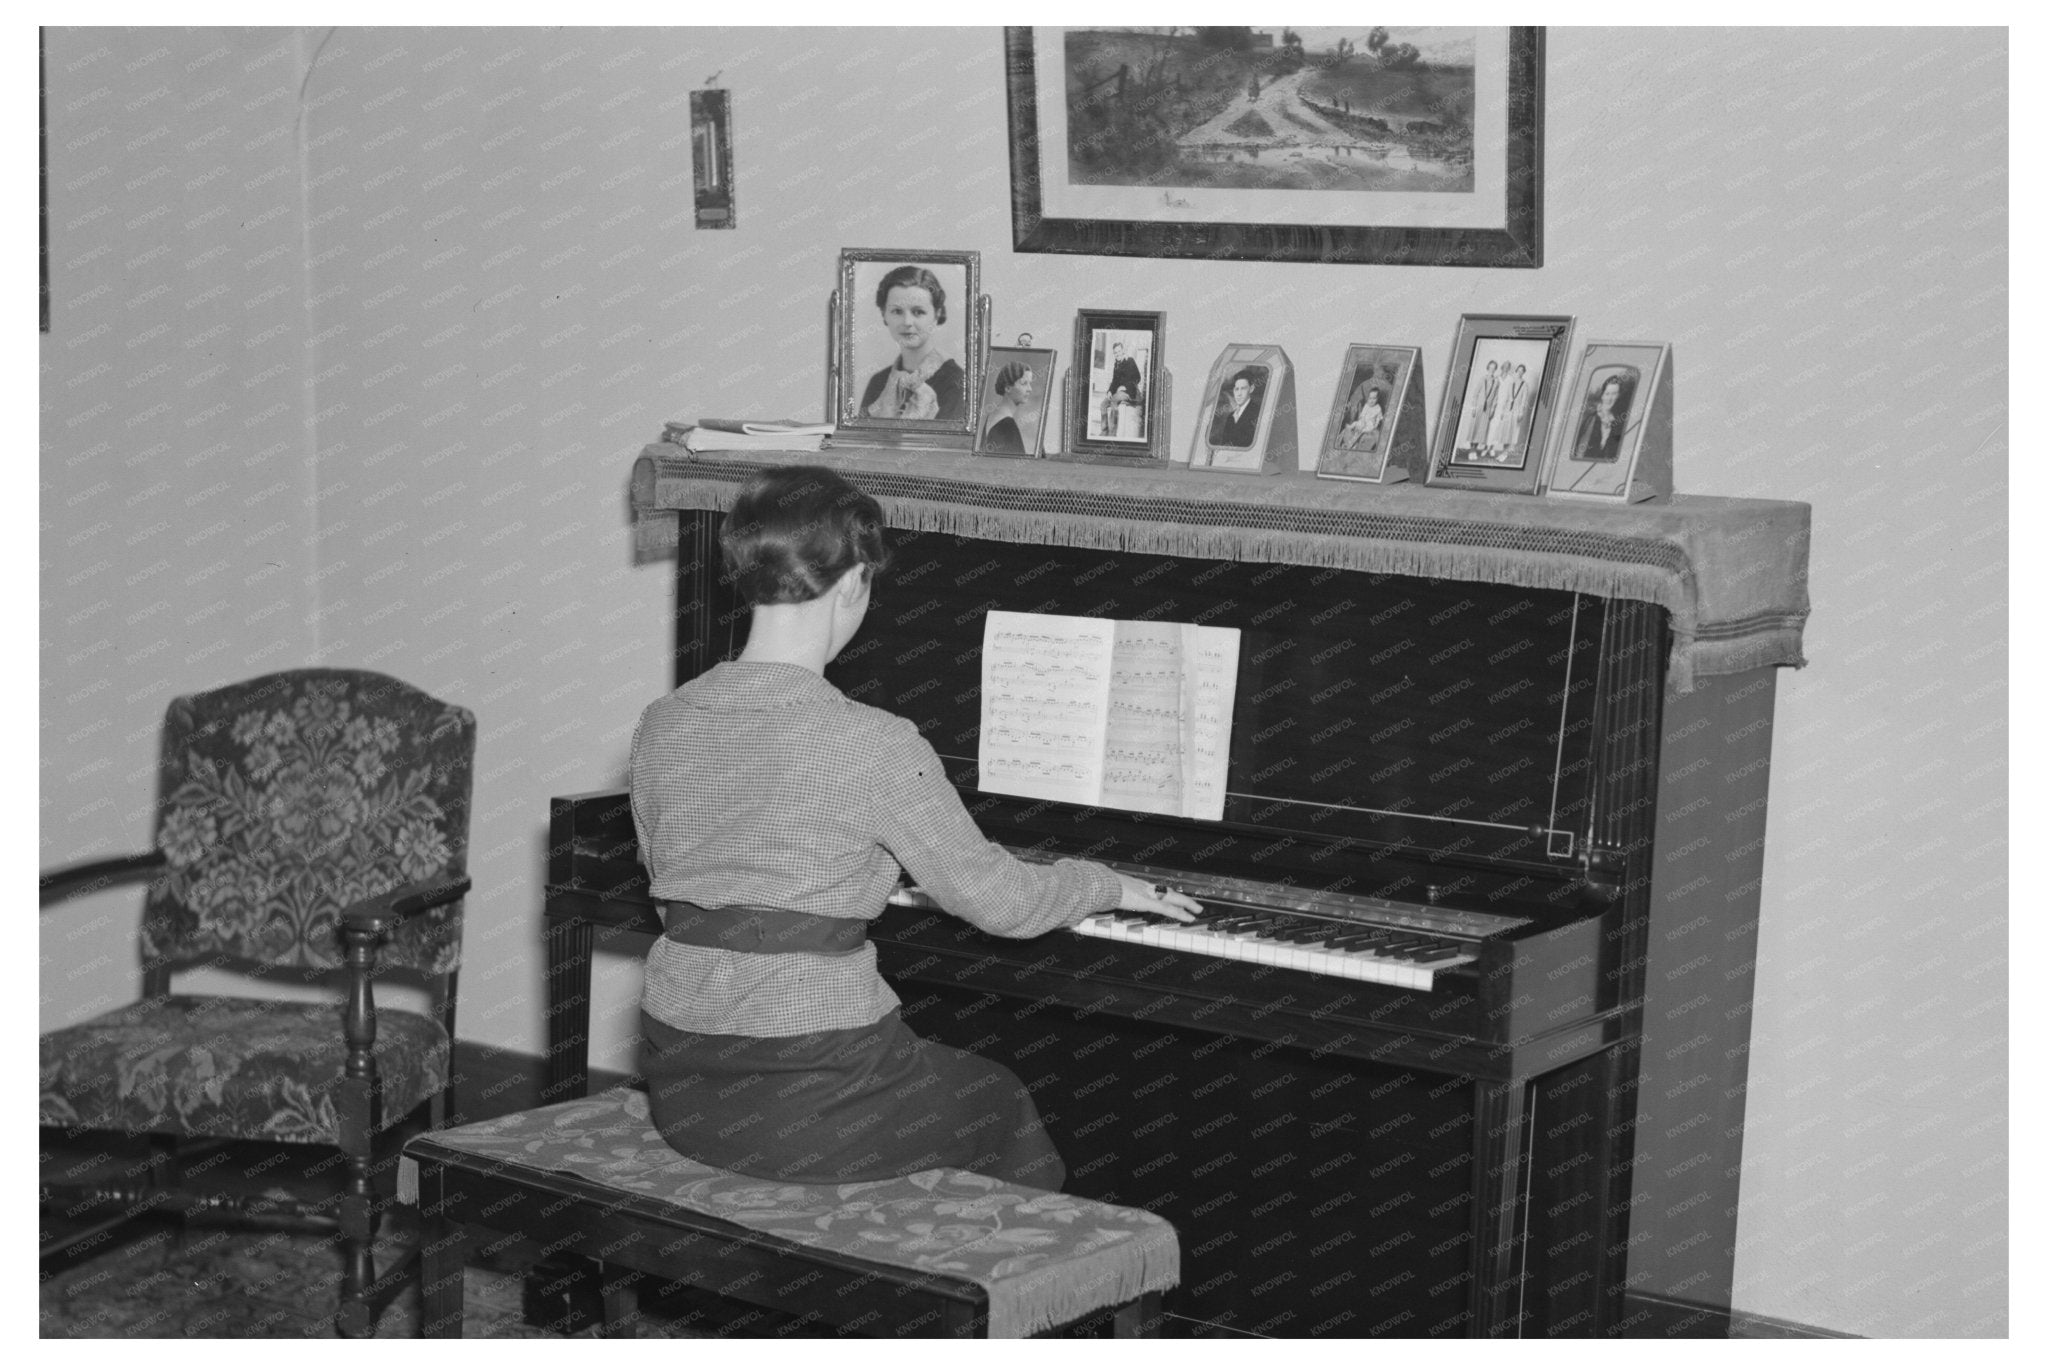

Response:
(1542, 341), (1674, 503)
(1060, 308), (1167, 464)
(832, 247), (985, 450)
(1425, 313), (1574, 495)
(1188, 342), (1294, 475)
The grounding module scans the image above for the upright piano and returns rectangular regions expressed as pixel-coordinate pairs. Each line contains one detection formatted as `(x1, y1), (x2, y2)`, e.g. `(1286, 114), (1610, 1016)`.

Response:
(542, 447), (1809, 1338)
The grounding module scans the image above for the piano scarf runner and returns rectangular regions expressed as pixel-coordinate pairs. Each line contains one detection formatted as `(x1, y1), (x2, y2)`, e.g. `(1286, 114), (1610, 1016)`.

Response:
(630, 445), (1811, 694)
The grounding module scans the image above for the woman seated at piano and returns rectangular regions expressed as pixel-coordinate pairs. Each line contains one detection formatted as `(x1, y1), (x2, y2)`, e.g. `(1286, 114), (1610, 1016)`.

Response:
(630, 466), (1198, 1190)
(859, 264), (965, 422)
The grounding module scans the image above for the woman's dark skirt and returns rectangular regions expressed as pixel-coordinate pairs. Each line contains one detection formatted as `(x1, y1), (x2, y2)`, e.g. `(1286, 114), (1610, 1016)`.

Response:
(640, 1008), (1064, 1189)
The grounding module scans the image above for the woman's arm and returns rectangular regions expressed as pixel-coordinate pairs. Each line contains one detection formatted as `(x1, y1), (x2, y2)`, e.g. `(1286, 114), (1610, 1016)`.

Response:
(868, 721), (1199, 935)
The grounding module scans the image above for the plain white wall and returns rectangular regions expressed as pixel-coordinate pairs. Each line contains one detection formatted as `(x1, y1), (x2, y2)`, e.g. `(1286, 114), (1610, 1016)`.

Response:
(38, 26), (2006, 1337)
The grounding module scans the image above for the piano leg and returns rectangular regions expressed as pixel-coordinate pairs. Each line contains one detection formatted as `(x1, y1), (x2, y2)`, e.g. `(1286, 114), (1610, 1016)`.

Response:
(1468, 1078), (1532, 1337)
(1465, 1050), (1629, 1338)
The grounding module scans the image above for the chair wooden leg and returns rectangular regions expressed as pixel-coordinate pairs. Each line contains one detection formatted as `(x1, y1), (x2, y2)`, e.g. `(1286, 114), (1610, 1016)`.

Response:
(336, 1151), (378, 1338)
(1112, 1292), (1163, 1339)
(420, 1216), (471, 1339)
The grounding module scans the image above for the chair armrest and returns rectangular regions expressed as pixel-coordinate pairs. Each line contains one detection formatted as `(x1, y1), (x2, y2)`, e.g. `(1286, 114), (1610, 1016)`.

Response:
(339, 875), (473, 937)
(40, 851), (168, 906)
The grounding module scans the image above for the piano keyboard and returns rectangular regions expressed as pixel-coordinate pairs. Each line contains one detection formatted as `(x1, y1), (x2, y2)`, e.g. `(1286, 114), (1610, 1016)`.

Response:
(1072, 910), (1476, 990)
(888, 850), (1524, 992)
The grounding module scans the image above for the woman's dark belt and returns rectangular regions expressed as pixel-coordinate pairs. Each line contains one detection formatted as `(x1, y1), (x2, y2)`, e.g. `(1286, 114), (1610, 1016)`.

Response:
(659, 901), (868, 955)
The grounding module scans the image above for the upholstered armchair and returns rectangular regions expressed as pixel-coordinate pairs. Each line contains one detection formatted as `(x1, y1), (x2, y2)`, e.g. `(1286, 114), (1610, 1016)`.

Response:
(40, 669), (475, 1337)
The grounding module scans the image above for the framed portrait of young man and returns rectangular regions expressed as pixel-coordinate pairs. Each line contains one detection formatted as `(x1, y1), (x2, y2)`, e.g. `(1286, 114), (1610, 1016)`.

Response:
(1188, 342), (1294, 475)
(832, 248), (985, 450)
(1425, 313), (1574, 495)
(1062, 309), (1167, 463)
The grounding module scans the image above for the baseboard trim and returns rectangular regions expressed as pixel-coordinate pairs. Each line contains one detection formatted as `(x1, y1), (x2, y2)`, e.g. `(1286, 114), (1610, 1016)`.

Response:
(1623, 1290), (1858, 1339)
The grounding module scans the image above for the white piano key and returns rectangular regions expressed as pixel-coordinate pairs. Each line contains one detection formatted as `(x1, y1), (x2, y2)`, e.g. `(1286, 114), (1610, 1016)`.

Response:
(1067, 912), (1472, 991)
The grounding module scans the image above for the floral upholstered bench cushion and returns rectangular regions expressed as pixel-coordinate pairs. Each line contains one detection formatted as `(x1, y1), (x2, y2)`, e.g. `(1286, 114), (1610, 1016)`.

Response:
(399, 1088), (1179, 1338)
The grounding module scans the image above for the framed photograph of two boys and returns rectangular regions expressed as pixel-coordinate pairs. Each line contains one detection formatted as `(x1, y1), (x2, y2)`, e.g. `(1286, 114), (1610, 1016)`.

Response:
(1003, 27), (1543, 268)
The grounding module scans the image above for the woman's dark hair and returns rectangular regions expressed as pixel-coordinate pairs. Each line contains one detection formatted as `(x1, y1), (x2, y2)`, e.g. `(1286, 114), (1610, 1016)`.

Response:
(874, 265), (947, 326)
(720, 466), (891, 606)
(993, 360), (1029, 396)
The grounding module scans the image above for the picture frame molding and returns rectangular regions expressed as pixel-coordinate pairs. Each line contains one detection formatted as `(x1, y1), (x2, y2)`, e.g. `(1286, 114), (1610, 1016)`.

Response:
(1188, 342), (1294, 476)
(1542, 339), (1675, 504)
(1425, 312), (1576, 495)
(975, 344), (1058, 458)
(1060, 308), (1169, 464)
(1315, 343), (1425, 484)
(1003, 26), (1545, 269)
(831, 247), (985, 451)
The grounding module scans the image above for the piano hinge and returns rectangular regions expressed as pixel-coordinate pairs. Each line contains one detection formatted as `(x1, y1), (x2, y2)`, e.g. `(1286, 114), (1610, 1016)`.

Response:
(1580, 840), (1626, 902)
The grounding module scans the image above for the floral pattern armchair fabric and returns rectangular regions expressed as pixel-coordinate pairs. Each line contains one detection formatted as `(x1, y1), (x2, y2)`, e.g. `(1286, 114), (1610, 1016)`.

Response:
(141, 670), (473, 975)
(41, 669), (475, 1139)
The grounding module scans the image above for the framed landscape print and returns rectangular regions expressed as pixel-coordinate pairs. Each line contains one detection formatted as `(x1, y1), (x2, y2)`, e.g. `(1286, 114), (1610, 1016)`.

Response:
(976, 345), (1057, 457)
(833, 248), (984, 449)
(1425, 314), (1574, 495)
(1316, 343), (1424, 483)
(1004, 26), (1544, 268)
(1062, 309), (1167, 463)
(1543, 341), (1674, 503)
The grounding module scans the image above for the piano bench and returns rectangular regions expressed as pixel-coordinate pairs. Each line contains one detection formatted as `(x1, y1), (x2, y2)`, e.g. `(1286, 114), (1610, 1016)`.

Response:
(398, 1088), (1179, 1338)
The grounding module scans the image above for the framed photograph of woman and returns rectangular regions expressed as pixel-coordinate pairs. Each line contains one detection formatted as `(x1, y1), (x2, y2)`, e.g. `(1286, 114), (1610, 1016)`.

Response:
(1425, 313), (1574, 495)
(833, 248), (984, 449)
(975, 345), (1056, 457)
(1317, 344), (1422, 483)
(1064, 309), (1166, 463)
(1188, 342), (1294, 475)
(1542, 341), (1673, 503)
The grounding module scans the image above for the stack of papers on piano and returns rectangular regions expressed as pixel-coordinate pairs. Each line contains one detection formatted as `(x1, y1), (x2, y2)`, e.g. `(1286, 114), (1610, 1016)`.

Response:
(664, 419), (835, 452)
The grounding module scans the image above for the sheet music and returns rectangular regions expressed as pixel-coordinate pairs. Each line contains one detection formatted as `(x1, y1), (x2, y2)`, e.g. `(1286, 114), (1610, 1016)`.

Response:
(1184, 624), (1239, 821)
(979, 611), (1115, 805)
(981, 609), (1239, 820)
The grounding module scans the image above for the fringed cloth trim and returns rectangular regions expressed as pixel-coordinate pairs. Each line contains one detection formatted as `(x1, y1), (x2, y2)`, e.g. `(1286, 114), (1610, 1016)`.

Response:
(630, 446), (1812, 695)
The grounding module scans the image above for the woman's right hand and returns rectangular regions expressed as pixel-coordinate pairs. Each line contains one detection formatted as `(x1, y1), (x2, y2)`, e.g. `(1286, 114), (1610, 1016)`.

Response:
(1112, 872), (1201, 922)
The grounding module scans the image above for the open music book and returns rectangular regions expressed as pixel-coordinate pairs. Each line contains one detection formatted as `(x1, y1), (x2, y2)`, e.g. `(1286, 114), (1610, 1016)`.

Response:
(978, 609), (1240, 821)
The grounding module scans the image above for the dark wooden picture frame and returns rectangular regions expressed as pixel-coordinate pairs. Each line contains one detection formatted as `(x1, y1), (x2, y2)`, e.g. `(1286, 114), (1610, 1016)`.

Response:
(1003, 26), (1544, 269)
(1063, 309), (1166, 463)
